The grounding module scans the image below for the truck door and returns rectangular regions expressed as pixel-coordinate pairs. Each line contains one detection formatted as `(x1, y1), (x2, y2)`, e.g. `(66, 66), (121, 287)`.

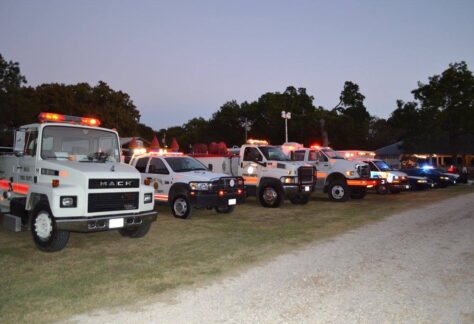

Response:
(16, 128), (38, 191)
(148, 157), (172, 202)
(240, 146), (263, 188)
(314, 150), (330, 189)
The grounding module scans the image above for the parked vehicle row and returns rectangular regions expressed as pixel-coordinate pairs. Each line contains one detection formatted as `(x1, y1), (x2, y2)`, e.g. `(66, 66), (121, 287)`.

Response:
(0, 112), (460, 252)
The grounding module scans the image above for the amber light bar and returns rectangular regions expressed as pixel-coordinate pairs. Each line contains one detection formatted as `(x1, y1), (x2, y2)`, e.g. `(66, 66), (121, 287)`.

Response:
(38, 112), (101, 127)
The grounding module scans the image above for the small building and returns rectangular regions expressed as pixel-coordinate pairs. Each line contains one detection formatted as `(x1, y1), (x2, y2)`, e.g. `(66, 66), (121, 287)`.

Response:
(376, 139), (474, 171)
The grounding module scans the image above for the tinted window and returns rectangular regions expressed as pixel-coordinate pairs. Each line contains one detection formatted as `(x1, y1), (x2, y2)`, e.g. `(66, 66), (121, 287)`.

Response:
(368, 162), (378, 172)
(149, 158), (169, 174)
(317, 151), (328, 162)
(308, 150), (317, 161)
(293, 150), (306, 161)
(165, 157), (207, 172)
(135, 157), (149, 173)
(373, 160), (391, 171)
(243, 147), (262, 161)
(24, 130), (38, 156)
(259, 146), (289, 161)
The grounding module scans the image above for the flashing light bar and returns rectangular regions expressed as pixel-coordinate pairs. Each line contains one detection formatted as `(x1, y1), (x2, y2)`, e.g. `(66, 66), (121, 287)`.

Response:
(146, 149), (184, 156)
(422, 165), (434, 170)
(247, 139), (269, 145)
(38, 112), (101, 127)
(310, 144), (321, 149)
(133, 148), (147, 155)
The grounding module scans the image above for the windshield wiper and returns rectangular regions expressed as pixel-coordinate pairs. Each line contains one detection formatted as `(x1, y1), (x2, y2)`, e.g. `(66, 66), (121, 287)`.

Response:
(84, 151), (110, 163)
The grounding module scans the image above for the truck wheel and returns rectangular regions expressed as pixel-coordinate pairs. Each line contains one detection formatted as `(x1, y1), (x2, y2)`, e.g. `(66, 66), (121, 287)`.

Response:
(31, 202), (70, 252)
(350, 187), (367, 199)
(328, 180), (350, 202)
(258, 185), (283, 208)
(289, 194), (310, 205)
(376, 184), (389, 195)
(119, 222), (151, 238)
(214, 205), (235, 214)
(171, 195), (192, 219)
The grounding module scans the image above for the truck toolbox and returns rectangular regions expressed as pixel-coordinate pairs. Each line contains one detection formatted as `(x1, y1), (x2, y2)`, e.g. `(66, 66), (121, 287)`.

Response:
(3, 214), (22, 232)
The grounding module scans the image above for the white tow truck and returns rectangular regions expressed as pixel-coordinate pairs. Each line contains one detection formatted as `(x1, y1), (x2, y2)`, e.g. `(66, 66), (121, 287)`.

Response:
(192, 140), (316, 208)
(130, 150), (245, 219)
(0, 112), (157, 252)
(282, 144), (375, 201)
(339, 150), (410, 194)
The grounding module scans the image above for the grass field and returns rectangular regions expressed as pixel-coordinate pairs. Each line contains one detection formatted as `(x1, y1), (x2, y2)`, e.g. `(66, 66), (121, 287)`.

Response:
(0, 185), (472, 323)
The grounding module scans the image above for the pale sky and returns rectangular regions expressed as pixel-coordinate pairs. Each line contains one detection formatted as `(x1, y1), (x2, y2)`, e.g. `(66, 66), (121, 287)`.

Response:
(1, 0), (473, 130)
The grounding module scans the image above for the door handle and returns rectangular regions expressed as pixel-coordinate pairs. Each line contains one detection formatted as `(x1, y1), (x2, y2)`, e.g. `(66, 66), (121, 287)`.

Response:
(16, 166), (23, 170)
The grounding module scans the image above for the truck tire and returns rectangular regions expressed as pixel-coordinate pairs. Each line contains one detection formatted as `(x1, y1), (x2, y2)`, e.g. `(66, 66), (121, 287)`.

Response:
(119, 222), (151, 238)
(328, 180), (350, 202)
(214, 205), (235, 214)
(289, 194), (310, 205)
(350, 187), (367, 199)
(258, 184), (283, 208)
(376, 184), (389, 195)
(31, 202), (70, 252)
(171, 195), (192, 219)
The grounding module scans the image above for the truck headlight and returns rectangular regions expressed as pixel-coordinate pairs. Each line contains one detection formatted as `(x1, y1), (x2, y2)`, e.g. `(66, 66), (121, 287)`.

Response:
(190, 182), (210, 191)
(280, 176), (296, 184)
(346, 171), (355, 177)
(60, 196), (77, 208)
(144, 193), (153, 204)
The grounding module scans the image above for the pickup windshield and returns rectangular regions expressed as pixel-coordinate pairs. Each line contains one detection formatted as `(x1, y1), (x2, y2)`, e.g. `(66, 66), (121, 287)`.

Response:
(259, 146), (290, 161)
(165, 157), (207, 172)
(41, 126), (120, 162)
(321, 148), (344, 159)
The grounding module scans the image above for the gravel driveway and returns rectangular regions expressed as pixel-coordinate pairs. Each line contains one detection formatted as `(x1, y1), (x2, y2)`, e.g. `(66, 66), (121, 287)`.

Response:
(70, 192), (474, 323)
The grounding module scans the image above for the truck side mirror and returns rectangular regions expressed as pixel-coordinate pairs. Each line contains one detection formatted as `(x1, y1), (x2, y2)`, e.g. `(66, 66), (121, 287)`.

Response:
(208, 164), (213, 171)
(14, 130), (25, 157)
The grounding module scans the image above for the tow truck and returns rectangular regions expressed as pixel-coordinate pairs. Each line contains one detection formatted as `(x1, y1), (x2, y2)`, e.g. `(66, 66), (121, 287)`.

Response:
(339, 150), (410, 194)
(192, 140), (316, 208)
(0, 113), (157, 252)
(130, 150), (245, 218)
(283, 144), (374, 201)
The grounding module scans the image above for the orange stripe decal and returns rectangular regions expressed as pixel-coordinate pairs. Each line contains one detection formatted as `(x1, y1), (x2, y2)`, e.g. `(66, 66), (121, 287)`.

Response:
(243, 177), (258, 184)
(154, 194), (168, 201)
(347, 179), (377, 187)
(0, 179), (29, 195)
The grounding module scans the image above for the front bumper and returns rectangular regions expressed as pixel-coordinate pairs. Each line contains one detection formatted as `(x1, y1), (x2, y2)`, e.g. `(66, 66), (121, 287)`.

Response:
(189, 191), (246, 208)
(55, 210), (158, 233)
(388, 180), (410, 190)
(283, 183), (314, 197)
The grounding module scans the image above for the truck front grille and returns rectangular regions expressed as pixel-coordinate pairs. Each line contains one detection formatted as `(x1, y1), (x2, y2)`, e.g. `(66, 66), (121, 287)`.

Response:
(88, 192), (139, 213)
(298, 166), (315, 184)
(211, 177), (244, 193)
(357, 165), (370, 179)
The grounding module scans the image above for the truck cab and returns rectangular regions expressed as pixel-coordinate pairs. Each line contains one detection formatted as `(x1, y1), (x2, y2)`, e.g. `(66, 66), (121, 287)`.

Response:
(130, 151), (245, 219)
(285, 145), (374, 202)
(194, 139), (316, 208)
(0, 112), (157, 252)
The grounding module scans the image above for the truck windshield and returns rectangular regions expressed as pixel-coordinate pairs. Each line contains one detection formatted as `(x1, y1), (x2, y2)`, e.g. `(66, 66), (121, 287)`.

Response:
(373, 160), (391, 171)
(259, 146), (290, 161)
(321, 148), (344, 159)
(41, 126), (120, 163)
(165, 157), (207, 172)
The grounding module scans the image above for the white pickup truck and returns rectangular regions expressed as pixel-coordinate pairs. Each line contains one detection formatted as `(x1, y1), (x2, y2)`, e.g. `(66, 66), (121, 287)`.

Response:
(130, 151), (245, 219)
(283, 144), (374, 201)
(0, 112), (157, 252)
(192, 140), (316, 208)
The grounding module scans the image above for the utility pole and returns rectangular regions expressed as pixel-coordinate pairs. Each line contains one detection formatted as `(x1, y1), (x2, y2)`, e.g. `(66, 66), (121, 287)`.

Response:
(281, 111), (291, 143)
(242, 118), (252, 142)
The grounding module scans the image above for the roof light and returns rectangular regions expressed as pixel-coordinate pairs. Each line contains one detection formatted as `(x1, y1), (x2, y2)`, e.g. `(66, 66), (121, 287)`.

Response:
(247, 139), (269, 145)
(38, 112), (101, 127)
(310, 144), (320, 149)
(422, 165), (434, 170)
(133, 148), (147, 155)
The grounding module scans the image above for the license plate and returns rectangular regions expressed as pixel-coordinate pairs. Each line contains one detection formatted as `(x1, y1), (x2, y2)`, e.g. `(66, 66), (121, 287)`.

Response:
(304, 186), (310, 192)
(228, 198), (236, 205)
(109, 218), (124, 229)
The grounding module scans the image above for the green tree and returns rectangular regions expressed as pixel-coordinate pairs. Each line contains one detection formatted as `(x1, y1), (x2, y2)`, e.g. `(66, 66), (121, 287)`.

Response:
(0, 54), (27, 92)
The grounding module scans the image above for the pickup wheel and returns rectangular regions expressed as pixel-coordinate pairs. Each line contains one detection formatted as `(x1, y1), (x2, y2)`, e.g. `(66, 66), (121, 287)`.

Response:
(258, 184), (283, 208)
(376, 184), (389, 195)
(31, 202), (70, 252)
(214, 205), (235, 214)
(328, 180), (350, 202)
(350, 187), (367, 199)
(171, 195), (192, 219)
(289, 194), (310, 205)
(119, 222), (151, 238)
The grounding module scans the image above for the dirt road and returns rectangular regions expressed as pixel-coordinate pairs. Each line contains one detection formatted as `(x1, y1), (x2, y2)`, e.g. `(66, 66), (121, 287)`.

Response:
(70, 193), (474, 323)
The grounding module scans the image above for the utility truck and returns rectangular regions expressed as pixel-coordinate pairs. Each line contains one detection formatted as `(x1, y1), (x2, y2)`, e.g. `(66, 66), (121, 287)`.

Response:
(130, 150), (245, 219)
(192, 140), (316, 208)
(339, 150), (410, 194)
(0, 112), (157, 252)
(282, 144), (374, 201)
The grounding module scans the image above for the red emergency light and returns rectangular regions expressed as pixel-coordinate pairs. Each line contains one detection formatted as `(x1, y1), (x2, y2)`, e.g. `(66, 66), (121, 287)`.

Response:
(38, 112), (101, 127)
(310, 144), (320, 149)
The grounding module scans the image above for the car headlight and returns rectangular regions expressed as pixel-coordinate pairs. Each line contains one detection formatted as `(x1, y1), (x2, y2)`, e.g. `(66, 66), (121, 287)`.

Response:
(190, 182), (211, 191)
(280, 176), (296, 184)
(346, 171), (355, 177)
(60, 196), (77, 208)
(144, 193), (153, 204)
(417, 179), (427, 183)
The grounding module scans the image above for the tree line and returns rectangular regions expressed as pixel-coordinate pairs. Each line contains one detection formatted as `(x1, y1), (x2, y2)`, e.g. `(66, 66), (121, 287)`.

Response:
(1, 53), (473, 157)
